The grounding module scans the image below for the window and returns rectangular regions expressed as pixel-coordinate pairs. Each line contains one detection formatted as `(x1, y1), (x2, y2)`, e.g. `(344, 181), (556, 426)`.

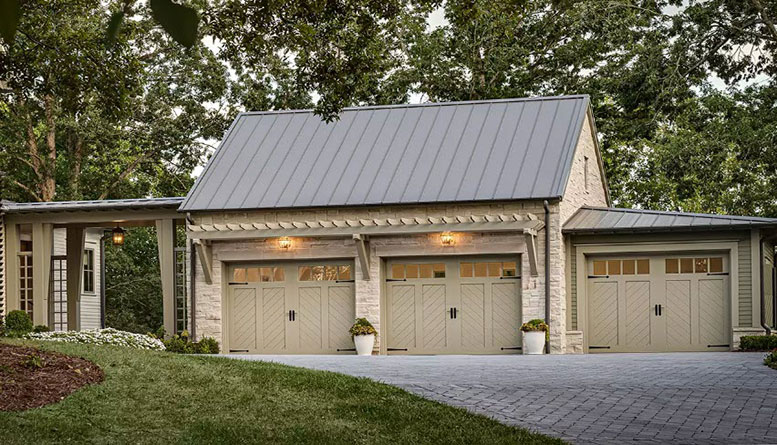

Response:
(298, 264), (351, 281)
(459, 261), (518, 278)
(83, 250), (95, 293)
(666, 257), (724, 274)
(584, 156), (590, 192)
(232, 266), (285, 283)
(593, 259), (650, 276)
(391, 263), (445, 279)
(19, 253), (33, 317)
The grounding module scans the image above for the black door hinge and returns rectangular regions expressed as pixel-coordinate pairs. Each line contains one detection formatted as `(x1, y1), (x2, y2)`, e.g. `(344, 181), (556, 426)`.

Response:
(386, 278), (407, 282)
(387, 347), (408, 351)
(588, 275), (609, 279)
(589, 346), (611, 349)
(500, 346), (522, 350)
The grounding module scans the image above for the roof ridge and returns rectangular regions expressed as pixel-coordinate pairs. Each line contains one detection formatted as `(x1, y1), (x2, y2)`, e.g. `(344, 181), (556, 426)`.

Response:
(236, 95), (591, 117)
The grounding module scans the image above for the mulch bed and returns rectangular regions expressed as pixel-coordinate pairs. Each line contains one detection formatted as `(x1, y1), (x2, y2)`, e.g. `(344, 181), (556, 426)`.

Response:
(0, 343), (104, 411)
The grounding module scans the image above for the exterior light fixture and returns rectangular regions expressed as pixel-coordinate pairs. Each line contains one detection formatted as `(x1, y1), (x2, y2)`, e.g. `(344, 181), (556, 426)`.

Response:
(278, 237), (291, 250)
(112, 227), (125, 246)
(440, 232), (454, 246)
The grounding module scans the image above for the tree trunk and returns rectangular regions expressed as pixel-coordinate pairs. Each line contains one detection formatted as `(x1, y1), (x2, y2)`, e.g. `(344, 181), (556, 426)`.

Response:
(41, 94), (57, 202)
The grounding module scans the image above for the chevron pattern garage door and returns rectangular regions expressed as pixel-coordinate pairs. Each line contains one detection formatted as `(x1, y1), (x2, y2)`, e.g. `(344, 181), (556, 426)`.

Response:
(587, 255), (730, 353)
(227, 261), (354, 354)
(387, 256), (521, 354)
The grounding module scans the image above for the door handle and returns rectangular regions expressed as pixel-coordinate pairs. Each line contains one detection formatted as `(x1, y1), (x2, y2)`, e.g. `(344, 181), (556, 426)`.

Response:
(654, 304), (658, 316)
(658, 305), (662, 316)
(454, 307), (457, 319)
(450, 308), (454, 319)
(289, 310), (293, 321)
(292, 310), (296, 321)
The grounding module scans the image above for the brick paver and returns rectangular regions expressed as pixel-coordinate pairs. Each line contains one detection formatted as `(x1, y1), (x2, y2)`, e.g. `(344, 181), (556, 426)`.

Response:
(227, 353), (777, 444)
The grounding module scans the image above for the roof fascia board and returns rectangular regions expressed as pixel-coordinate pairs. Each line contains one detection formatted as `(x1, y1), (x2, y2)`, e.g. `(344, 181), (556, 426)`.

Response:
(4, 208), (184, 225)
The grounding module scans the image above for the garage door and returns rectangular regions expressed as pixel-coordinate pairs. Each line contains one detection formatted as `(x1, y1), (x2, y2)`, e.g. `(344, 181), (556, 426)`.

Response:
(227, 261), (355, 354)
(386, 256), (522, 354)
(586, 255), (730, 352)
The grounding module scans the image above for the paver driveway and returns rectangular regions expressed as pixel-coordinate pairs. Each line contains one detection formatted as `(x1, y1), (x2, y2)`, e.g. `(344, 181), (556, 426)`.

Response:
(227, 352), (777, 444)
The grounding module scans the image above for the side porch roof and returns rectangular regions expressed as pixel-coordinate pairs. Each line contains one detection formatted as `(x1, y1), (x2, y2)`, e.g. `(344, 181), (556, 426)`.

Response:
(563, 206), (777, 235)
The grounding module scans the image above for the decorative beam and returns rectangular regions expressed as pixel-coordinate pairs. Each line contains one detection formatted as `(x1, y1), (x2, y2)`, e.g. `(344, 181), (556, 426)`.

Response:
(66, 227), (85, 330)
(188, 220), (545, 241)
(353, 234), (370, 280)
(194, 239), (213, 285)
(524, 228), (539, 277)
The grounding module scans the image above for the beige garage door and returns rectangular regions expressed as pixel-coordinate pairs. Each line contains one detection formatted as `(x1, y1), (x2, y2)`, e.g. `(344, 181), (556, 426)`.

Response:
(586, 255), (730, 352)
(227, 260), (355, 354)
(386, 256), (522, 354)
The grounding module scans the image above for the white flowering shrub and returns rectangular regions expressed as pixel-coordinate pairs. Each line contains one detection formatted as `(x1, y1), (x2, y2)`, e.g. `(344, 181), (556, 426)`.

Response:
(25, 328), (165, 351)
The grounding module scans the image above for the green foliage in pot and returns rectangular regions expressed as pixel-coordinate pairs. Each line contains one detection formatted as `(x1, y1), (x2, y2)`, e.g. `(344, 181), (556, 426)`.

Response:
(349, 318), (377, 338)
(520, 319), (549, 342)
(4, 310), (33, 337)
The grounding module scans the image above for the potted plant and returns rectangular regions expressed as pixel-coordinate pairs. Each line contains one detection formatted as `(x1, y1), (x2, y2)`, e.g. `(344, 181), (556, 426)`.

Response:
(349, 318), (377, 356)
(520, 319), (548, 355)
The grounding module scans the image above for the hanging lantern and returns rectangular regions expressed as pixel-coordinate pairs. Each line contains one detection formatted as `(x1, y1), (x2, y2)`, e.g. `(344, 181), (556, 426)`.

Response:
(278, 237), (291, 249)
(440, 232), (455, 246)
(112, 227), (125, 246)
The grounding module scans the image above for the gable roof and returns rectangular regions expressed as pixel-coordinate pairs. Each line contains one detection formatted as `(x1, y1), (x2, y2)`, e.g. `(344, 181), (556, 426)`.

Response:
(563, 206), (777, 234)
(181, 95), (592, 211)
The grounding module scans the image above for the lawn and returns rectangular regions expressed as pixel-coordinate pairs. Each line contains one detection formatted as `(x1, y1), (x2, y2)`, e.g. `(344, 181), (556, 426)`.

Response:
(0, 339), (561, 444)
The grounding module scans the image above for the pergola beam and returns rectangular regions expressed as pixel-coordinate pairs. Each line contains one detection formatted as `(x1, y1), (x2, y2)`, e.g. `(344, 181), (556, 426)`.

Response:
(194, 239), (213, 285)
(353, 234), (370, 280)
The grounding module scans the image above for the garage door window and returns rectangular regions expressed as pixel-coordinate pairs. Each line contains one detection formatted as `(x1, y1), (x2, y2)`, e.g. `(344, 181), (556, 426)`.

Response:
(233, 266), (285, 282)
(298, 264), (352, 281)
(665, 257), (724, 274)
(592, 259), (650, 276)
(460, 261), (517, 278)
(391, 263), (445, 279)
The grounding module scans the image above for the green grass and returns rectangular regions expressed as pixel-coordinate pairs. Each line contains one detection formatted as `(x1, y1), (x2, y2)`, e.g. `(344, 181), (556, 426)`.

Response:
(0, 339), (561, 444)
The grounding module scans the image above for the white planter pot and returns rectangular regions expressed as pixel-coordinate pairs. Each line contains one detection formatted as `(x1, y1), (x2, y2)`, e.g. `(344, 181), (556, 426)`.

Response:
(354, 334), (375, 356)
(523, 331), (546, 355)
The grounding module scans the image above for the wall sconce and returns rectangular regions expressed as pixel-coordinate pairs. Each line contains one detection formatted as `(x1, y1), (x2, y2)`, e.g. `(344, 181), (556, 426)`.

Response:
(278, 237), (292, 250)
(440, 232), (454, 246)
(112, 227), (125, 246)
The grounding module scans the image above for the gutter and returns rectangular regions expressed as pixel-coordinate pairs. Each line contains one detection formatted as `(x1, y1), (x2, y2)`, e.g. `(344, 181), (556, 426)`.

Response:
(543, 200), (551, 354)
(760, 233), (777, 336)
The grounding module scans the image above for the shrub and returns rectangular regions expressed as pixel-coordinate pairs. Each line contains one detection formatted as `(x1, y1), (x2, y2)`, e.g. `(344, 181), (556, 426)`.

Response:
(739, 335), (777, 351)
(196, 337), (220, 354)
(349, 318), (377, 337)
(25, 328), (165, 351)
(161, 330), (220, 354)
(33, 325), (50, 333)
(5, 310), (33, 336)
(765, 349), (777, 370)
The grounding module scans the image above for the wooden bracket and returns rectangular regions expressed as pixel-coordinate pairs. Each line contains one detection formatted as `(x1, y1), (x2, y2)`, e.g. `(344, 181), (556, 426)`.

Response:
(353, 234), (370, 281)
(194, 239), (213, 285)
(524, 228), (539, 277)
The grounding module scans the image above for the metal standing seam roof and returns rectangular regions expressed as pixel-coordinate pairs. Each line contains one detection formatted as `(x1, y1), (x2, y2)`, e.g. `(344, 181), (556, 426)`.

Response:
(563, 206), (777, 234)
(180, 95), (592, 211)
(0, 197), (184, 214)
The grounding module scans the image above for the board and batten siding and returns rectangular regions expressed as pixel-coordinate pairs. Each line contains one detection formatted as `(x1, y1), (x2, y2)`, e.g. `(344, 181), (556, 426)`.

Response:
(568, 231), (755, 331)
(763, 240), (775, 329)
(52, 228), (103, 330)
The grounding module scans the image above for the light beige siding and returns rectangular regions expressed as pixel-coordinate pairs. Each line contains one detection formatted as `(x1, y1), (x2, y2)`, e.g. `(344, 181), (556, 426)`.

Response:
(764, 241), (775, 329)
(0, 215), (5, 317)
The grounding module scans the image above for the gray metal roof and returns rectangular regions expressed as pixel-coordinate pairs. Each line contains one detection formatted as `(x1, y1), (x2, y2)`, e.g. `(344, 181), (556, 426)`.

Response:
(181, 96), (591, 211)
(563, 206), (777, 234)
(0, 197), (184, 214)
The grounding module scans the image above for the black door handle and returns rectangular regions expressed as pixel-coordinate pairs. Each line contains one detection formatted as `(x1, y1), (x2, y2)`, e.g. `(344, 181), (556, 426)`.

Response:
(654, 304), (658, 316)
(658, 305), (662, 316)
(289, 310), (292, 321)
(292, 310), (296, 321)
(454, 307), (457, 319)
(450, 308), (454, 319)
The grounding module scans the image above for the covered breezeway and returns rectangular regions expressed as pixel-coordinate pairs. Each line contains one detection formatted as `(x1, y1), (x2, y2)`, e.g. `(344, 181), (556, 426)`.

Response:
(0, 198), (187, 334)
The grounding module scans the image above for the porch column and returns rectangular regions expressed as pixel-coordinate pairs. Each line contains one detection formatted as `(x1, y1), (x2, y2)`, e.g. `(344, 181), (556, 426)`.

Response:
(4, 222), (19, 314)
(156, 219), (176, 336)
(31, 223), (53, 326)
(66, 227), (85, 330)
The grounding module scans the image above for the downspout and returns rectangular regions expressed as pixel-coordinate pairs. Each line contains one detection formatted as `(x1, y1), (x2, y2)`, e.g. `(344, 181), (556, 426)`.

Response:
(543, 200), (551, 354)
(760, 232), (777, 336)
(187, 213), (196, 339)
